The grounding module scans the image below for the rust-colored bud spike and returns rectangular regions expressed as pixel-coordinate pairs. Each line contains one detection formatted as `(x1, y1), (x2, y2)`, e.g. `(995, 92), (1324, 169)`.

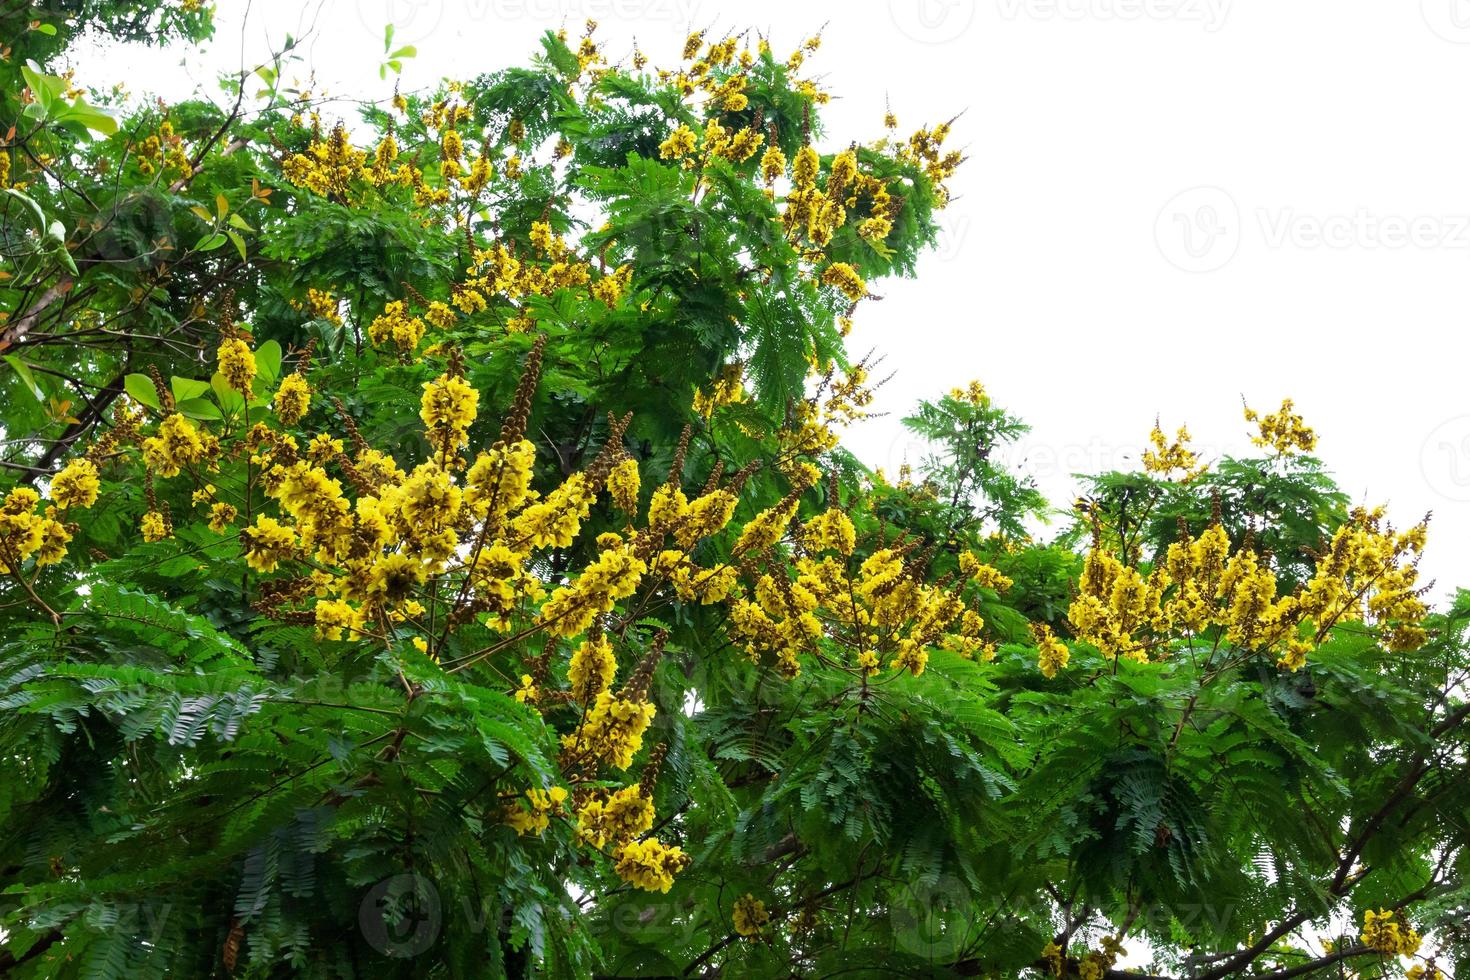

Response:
(499, 335), (547, 445)
(148, 364), (174, 413)
(334, 451), (374, 495)
(725, 459), (762, 494)
(295, 337), (318, 375)
(447, 346), (467, 380)
(330, 397), (370, 454)
(401, 281), (429, 308)
(667, 425), (691, 486)
(639, 742), (668, 797)
(700, 460), (725, 497)
(619, 630), (668, 704)
(586, 412), (634, 490)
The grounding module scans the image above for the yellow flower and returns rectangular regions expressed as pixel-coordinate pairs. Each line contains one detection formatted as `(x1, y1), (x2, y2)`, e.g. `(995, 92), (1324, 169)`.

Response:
(1360, 909), (1420, 956)
(141, 510), (170, 542)
(732, 894), (770, 937)
(420, 372), (479, 453)
(49, 458), (100, 510)
(607, 458), (640, 517)
(505, 786), (568, 836)
(612, 837), (688, 892)
(568, 634), (617, 703)
(1033, 623), (1069, 679)
(820, 262), (866, 302)
(217, 337), (256, 394)
(1245, 398), (1317, 456)
(240, 515), (296, 572)
(273, 373), (311, 426)
(658, 124), (697, 160)
(564, 690), (654, 770)
(575, 783), (653, 849)
(207, 502), (238, 533)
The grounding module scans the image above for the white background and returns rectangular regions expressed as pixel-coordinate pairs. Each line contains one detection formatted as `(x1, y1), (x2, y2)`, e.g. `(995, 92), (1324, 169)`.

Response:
(82, 0), (1470, 596)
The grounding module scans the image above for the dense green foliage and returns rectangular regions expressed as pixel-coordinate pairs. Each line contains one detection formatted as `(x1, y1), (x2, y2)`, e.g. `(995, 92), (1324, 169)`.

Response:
(0, 8), (1466, 979)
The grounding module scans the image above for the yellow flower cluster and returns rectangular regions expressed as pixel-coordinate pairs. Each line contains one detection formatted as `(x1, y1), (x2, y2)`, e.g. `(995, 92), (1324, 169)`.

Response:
(1034, 623), (1070, 679)
(420, 371), (479, 455)
(612, 837), (689, 893)
(1360, 909), (1421, 956)
(1067, 506), (1429, 672)
(217, 336), (256, 394)
(564, 690), (656, 770)
(692, 362), (746, 419)
(732, 894), (770, 937)
(0, 487), (77, 573)
(505, 786), (568, 836)
(142, 413), (219, 478)
(49, 458), (100, 510)
(368, 300), (426, 354)
(1246, 398), (1317, 455)
(1143, 419), (1204, 481)
(574, 784), (653, 849)
(273, 373), (311, 426)
(729, 508), (987, 680)
(820, 262), (867, 302)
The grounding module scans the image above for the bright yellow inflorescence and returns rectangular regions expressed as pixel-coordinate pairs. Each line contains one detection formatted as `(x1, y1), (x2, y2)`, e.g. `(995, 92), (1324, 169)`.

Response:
(1065, 505), (1428, 674)
(732, 893), (770, 937)
(1360, 908), (1421, 957)
(1246, 398), (1317, 456)
(1143, 419), (1205, 481)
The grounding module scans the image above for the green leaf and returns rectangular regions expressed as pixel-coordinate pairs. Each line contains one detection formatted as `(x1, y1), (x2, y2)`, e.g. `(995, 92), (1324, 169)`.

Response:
(254, 340), (282, 385)
(196, 233), (227, 252)
(212, 372), (245, 414)
(226, 229), (247, 262)
(4, 356), (44, 402)
(170, 377), (211, 403)
(176, 397), (223, 421)
(124, 373), (161, 411)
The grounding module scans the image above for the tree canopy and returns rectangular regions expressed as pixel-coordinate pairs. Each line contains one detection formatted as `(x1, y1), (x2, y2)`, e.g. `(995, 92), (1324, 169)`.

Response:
(0, 7), (1466, 979)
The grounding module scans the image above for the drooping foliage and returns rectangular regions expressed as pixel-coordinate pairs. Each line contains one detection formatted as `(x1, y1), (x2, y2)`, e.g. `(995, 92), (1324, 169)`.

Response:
(1, 8), (1466, 980)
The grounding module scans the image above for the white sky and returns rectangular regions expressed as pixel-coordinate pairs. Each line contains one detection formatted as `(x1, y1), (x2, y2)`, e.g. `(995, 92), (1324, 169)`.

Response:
(80, 0), (1470, 598)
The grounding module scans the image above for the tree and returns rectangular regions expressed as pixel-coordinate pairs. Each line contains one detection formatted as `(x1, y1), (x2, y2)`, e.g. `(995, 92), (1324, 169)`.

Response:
(1, 10), (1465, 980)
